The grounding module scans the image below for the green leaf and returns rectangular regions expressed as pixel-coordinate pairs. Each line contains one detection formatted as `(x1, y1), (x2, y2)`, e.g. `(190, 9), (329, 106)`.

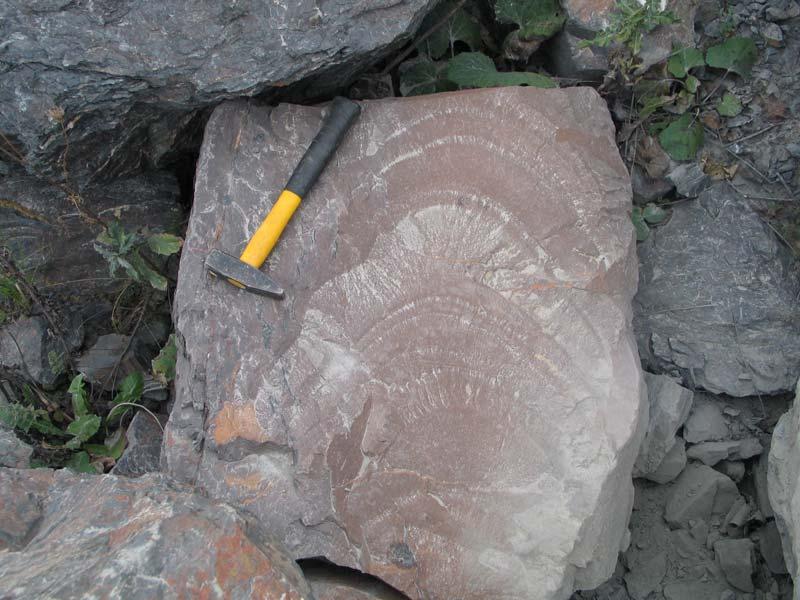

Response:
(115, 372), (144, 405)
(631, 207), (650, 241)
(0, 402), (35, 433)
(68, 373), (90, 417)
(717, 92), (742, 117)
(65, 451), (98, 474)
(447, 52), (557, 89)
(146, 233), (183, 256)
(643, 203), (668, 224)
(495, 0), (566, 40)
(684, 75), (700, 94)
(705, 37), (758, 77)
(418, 2), (482, 59)
(65, 414), (101, 449)
(128, 253), (168, 291)
(667, 46), (704, 78)
(84, 428), (127, 460)
(47, 350), (65, 377)
(152, 334), (177, 386)
(398, 58), (455, 96)
(658, 113), (704, 161)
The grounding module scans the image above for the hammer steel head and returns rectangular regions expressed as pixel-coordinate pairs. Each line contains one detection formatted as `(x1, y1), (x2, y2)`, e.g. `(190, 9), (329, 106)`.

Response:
(205, 249), (284, 299)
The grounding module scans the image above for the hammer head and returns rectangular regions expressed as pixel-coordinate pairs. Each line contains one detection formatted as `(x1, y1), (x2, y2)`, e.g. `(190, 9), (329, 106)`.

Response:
(205, 249), (284, 299)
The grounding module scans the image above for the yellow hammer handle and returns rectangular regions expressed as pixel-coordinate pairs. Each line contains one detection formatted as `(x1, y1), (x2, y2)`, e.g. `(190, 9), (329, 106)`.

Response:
(239, 189), (301, 268)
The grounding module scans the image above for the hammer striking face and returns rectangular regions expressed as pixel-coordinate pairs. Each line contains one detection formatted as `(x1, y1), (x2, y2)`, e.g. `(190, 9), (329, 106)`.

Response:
(205, 97), (361, 298)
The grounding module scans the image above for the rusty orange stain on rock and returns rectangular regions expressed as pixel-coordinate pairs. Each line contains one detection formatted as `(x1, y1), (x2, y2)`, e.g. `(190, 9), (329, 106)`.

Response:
(212, 402), (268, 446)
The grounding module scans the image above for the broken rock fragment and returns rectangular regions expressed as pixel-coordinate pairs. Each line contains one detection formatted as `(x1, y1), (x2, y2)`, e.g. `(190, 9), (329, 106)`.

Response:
(166, 88), (645, 599)
(665, 463), (740, 528)
(686, 438), (763, 466)
(714, 538), (755, 592)
(0, 469), (311, 599)
(633, 373), (693, 479)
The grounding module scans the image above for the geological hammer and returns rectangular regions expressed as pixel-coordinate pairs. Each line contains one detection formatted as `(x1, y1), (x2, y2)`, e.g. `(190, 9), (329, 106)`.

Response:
(205, 97), (361, 298)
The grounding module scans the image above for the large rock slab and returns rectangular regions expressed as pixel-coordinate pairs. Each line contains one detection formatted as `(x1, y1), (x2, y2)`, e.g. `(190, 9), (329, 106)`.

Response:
(166, 88), (645, 599)
(0, 468), (312, 599)
(634, 183), (800, 396)
(0, 1), (433, 180)
(768, 382), (800, 581)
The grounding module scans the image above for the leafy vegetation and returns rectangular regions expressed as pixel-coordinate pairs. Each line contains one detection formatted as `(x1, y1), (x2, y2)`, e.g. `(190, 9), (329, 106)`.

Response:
(494, 0), (566, 40)
(0, 273), (28, 325)
(579, 0), (677, 55)
(632, 203), (669, 241)
(94, 221), (183, 291)
(1, 332), (176, 472)
(399, 0), (561, 96)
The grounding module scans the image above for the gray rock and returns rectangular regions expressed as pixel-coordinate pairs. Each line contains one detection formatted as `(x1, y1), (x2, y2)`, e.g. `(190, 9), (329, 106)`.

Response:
(0, 426), (32, 468)
(767, 385), (800, 580)
(766, 1), (800, 20)
(757, 521), (788, 575)
(630, 166), (675, 205)
(686, 438), (763, 466)
(684, 397), (730, 443)
(645, 436), (687, 484)
(714, 538), (755, 592)
(634, 183), (800, 396)
(0, 316), (81, 389)
(716, 460), (746, 483)
(722, 496), (751, 537)
(761, 23), (784, 46)
(0, 1), (434, 179)
(667, 163), (711, 198)
(634, 373), (693, 478)
(547, 30), (609, 81)
(112, 411), (165, 478)
(0, 171), (183, 306)
(624, 551), (666, 600)
(753, 450), (774, 519)
(665, 463), (740, 528)
(0, 468), (312, 598)
(635, 0), (697, 73)
(165, 88), (646, 600)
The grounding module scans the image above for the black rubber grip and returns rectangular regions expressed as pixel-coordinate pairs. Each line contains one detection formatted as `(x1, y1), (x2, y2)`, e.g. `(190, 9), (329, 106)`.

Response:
(285, 96), (361, 198)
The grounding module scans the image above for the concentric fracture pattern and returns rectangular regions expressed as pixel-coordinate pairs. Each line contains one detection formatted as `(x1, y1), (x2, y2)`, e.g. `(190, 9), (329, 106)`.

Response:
(167, 88), (646, 600)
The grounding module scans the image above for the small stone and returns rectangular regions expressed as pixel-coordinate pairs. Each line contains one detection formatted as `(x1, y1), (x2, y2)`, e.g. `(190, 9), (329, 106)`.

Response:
(761, 23), (784, 46)
(786, 143), (800, 159)
(716, 460), (745, 483)
(723, 496), (750, 536)
(546, 30), (609, 81)
(753, 450), (774, 519)
(707, 530), (722, 550)
(112, 411), (166, 477)
(684, 399), (730, 443)
(666, 463), (740, 528)
(714, 538), (755, 592)
(757, 521), (788, 575)
(631, 166), (675, 205)
(667, 163), (711, 198)
(690, 519), (709, 542)
(686, 438), (763, 466)
(766, 2), (800, 20)
(645, 436), (687, 484)
(0, 425), (32, 469)
(624, 551), (667, 600)
(634, 373), (693, 478)
(723, 407), (741, 417)
(720, 591), (736, 600)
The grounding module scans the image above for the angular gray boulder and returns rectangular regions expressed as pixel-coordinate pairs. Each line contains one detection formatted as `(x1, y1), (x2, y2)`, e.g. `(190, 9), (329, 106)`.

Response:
(0, 0), (434, 179)
(768, 382), (800, 581)
(165, 87), (646, 599)
(0, 468), (312, 599)
(634, 183), (800, 396)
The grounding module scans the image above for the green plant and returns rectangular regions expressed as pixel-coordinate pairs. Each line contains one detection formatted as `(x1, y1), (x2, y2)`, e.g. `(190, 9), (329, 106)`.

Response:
(632, 203), (668, 241)
(398, 0), (560, 96)
(579, 0), (678, 55)
(151, 334), (178, 386)
(93, 221), (183, 291)
(495, 0), (566, 40)
(0, 273), (29, 325)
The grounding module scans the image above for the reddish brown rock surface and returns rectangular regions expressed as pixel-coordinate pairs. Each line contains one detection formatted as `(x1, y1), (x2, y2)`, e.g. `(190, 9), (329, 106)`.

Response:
(0, 469), (311, 599)
(166, 88), (645, 599)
